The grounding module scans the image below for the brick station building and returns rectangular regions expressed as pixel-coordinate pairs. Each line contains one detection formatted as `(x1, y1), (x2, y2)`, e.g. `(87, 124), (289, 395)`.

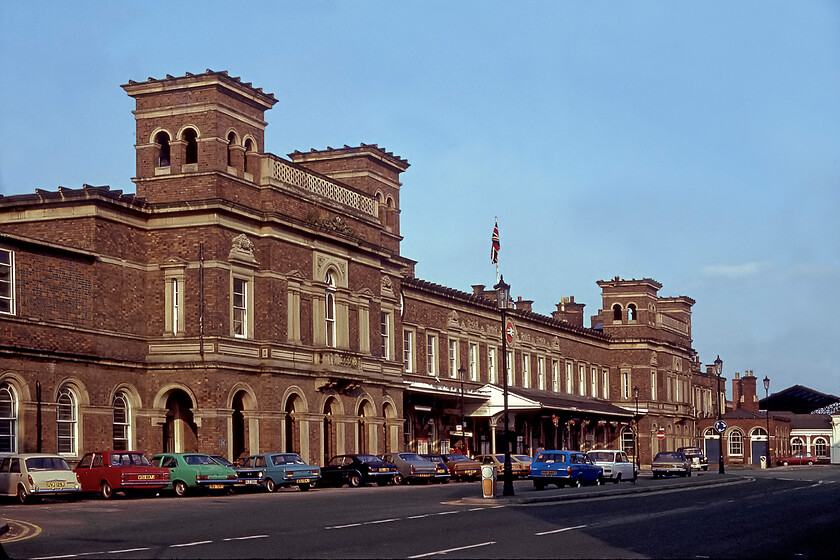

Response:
(0, 71), (721, 468)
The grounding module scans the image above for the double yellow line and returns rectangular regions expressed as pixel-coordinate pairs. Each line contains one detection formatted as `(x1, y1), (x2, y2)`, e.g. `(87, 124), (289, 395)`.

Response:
(0, 519), (42, 543)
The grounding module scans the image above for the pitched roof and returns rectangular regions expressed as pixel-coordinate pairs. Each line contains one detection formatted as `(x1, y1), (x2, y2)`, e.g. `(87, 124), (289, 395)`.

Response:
(760, 385), (840, 414)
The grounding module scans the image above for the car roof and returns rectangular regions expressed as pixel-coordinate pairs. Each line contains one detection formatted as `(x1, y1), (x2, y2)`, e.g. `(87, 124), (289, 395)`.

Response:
(0, 453), (69, 459)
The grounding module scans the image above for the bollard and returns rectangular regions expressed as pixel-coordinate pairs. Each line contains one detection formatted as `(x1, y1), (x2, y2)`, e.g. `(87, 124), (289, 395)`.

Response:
(481, 464), (497, 498)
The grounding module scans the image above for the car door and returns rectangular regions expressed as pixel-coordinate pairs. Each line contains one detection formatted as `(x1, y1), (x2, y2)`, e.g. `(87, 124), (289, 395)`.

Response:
(75, 453), (94, 490)
(9, 457), (24, 491)
(0, 457), (10, 495)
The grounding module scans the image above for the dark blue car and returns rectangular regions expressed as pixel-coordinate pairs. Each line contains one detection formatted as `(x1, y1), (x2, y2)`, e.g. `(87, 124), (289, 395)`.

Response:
(530, 450), (603, 489)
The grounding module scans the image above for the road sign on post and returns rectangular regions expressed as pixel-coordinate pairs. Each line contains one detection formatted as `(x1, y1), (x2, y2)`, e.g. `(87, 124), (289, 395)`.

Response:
(714, 420), (728, 433)
(505, 320), (515, 344)
(656, 431), (665, 441)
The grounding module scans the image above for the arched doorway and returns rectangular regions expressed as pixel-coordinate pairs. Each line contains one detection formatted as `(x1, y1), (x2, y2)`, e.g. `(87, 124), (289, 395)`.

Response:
(231, 391), (247, 461)
(163, 390), (196, 453)
(323, 397), (339, 465)
(749, 427), (768, 465)
(284, 395), (301, 454)
(358, 402), (368, 454)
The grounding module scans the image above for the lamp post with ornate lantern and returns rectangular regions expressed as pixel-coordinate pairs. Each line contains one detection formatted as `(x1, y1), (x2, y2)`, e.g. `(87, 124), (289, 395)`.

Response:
(763, 375), (771, 468)
(458, 364), (466, 454)
(494, 275), (514, 496)
(715, 355), (725, 474)
(633, 386), (640, 472)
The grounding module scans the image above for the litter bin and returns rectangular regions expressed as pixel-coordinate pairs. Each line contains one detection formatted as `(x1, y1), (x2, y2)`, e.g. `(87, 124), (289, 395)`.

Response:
(760, 456), (767, 469)
(481, 465), (497, 498)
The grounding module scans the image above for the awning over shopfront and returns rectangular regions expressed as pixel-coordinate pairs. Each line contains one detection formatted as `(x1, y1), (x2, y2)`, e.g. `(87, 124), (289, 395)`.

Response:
(471, 384), (634, 419)
(404, 381), (491, 402)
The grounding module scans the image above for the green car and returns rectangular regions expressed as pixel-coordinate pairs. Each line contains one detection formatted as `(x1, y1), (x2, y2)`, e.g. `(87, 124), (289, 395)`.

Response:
(151, 453), (238, 497)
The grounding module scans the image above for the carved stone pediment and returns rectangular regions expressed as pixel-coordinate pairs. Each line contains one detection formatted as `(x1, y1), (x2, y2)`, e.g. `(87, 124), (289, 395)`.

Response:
(229, 233), (258, 266)
(161, 256), (188, 269)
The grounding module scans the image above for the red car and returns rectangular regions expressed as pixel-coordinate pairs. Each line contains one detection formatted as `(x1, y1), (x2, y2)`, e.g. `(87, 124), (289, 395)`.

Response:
(777, 452), (829, 466)
(74, 451), (170, 499)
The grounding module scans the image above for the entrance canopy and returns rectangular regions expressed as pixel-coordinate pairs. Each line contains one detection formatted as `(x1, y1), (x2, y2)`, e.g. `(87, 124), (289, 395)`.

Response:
(470, 384), (634, 420)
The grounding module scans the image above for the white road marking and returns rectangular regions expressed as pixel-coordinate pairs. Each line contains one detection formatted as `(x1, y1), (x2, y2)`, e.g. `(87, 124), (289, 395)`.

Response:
(467, 507), (485, 511)
(326, 523), (363, 529)
(169, 540), (212, 547)
(407, 541), (496, 558)
(535, 524), (588, 536)
(106, 548), (152, 554)
(436, 511), (458, 515)
(407, 514), (430, 519)
(222, 535), (269, 541)
(365, 518), (398, 525)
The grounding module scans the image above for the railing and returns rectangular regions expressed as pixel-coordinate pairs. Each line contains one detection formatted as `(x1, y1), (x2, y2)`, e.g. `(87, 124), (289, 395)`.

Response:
(267, 157), (378, 217)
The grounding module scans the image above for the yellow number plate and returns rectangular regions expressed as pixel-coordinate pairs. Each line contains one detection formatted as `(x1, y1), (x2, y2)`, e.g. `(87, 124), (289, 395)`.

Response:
(543, 471), (557, 476)
(46, 481), (66, 489)
(138, 475), (155, 480)
(297, 479), (310, 484)
(208, 484), (225, 489)
(379, 468), (390, 472)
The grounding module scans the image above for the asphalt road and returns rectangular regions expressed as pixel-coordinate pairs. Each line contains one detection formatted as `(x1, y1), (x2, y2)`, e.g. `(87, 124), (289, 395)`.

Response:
(2, 467), (839, 559)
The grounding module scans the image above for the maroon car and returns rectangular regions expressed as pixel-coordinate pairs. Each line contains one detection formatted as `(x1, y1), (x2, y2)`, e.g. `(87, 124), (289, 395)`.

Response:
(776, 452), (829, 466)
(75, 451), (170, 499)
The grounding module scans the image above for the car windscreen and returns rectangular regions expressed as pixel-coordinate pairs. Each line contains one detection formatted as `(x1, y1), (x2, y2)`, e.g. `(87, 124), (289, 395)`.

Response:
(655, 452), (683, 461)
(25, 457), (71, 471)
(587, 452), (614, 462)
(184, 454), (216, 465)
(272, 454), (306, 465)
(398, 453), (426, 462)
(112, 453), (152, 466)
(443, 454), (469, 461)
(356, 455), (384, 464)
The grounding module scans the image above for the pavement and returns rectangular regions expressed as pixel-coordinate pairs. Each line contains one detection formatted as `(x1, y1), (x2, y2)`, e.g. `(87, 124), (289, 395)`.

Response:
(459, 471), (748, 505)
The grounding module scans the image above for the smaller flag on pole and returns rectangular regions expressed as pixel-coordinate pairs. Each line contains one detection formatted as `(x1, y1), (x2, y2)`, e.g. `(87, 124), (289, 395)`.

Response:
(491, 219), (500, 264)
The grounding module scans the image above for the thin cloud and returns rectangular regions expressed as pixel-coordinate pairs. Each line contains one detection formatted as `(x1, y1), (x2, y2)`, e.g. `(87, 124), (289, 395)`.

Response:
(702, 262), (767, 279)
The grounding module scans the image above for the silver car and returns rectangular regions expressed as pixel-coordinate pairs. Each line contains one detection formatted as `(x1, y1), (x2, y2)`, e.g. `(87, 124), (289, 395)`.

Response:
(380, 452), (437, 485)
(587, 449), (638, 484)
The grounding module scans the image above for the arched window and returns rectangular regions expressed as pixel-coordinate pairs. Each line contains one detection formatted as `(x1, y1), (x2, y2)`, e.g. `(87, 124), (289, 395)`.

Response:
(57, 386), (78, 455)
(628, 304), (637, 321)
(113, 393), (130, 451)
(154, 132), (171, 167)
(613, 304), (622, 321)
(814, 437), (827, 457)
(728, 429), (744, 456)
(791, 437), (804, 454)
(0, 383), (17, 453)
(325, 272), (336, 348)
(183, 128), (198, 165)
(243, 139), (253, 173)
(227, 132), (236, 167)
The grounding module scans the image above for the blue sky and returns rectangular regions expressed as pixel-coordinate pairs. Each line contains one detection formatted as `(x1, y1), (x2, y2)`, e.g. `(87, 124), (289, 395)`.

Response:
(2, 1), (839, 399)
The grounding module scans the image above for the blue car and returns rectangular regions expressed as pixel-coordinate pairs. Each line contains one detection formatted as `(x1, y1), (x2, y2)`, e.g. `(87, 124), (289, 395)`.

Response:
(235, 453), (320, 492)
(530, 450), (603, 490)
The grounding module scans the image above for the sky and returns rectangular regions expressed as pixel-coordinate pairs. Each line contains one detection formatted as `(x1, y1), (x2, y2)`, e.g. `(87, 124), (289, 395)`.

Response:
(1, 1), (839, 400)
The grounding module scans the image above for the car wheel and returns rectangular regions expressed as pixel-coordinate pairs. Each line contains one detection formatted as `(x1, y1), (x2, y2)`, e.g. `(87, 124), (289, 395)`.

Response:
(265, 478), (276, 493)
(347, 472), (362, 488)
(574, 477), (582, 488)
(17, 485), (29, 504)
(807, 461), (814, 466)
(298, 483), (311, 491)
(687, 469), (692, 477)
(100, 480), (114, 500)
(393, 473), (405, 485)
(534, 480), (545, 490)
(594, 476), (602, 486)
(173, 480), (188, 497)
(614, 473), (622, 484)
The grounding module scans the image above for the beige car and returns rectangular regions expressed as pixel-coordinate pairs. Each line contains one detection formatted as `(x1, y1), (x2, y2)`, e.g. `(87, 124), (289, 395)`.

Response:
(475, 454), (529, 479)
(0, 453), (82, 503)
(651, 451), (692, 479)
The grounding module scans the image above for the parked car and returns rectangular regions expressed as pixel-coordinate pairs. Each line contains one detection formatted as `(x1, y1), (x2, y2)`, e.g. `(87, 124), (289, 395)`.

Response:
(475, 454), (529, 479)
(74, 451), (170, 499)
(151, 453), (238, 496)
(320, 454), (398, 487)
(777, 452), (830, 466)
(530, 450), (603, 489)
(651, 451), (692, 478)
(209, 455), (236, 468)
(420, 454), (451, 483)
(380, 452), (436, 485)
(440, 453), (481, 481)
(0, 453), (82, 503)
(512, 454), (533, 475)
(235, 453), (320, 492)
(677, 446), (709, 471)
(587, 449), (639, 484)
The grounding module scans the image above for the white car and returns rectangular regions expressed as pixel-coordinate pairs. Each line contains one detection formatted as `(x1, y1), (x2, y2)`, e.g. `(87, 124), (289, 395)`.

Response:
(586, 449), (638, 484)
(0, 453), (82, 503)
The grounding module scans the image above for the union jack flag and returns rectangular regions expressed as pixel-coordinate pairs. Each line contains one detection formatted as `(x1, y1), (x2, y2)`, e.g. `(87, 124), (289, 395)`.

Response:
(491, 220), (500, 264)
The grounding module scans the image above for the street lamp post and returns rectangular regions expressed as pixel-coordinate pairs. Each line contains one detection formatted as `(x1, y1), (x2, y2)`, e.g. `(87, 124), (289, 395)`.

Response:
(458, 364), (466, 454)
(494, 275), (514, 497)
(633, 386), (640, 473)
(763, 375), (771, 468)
(715, 355), (725, 474)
